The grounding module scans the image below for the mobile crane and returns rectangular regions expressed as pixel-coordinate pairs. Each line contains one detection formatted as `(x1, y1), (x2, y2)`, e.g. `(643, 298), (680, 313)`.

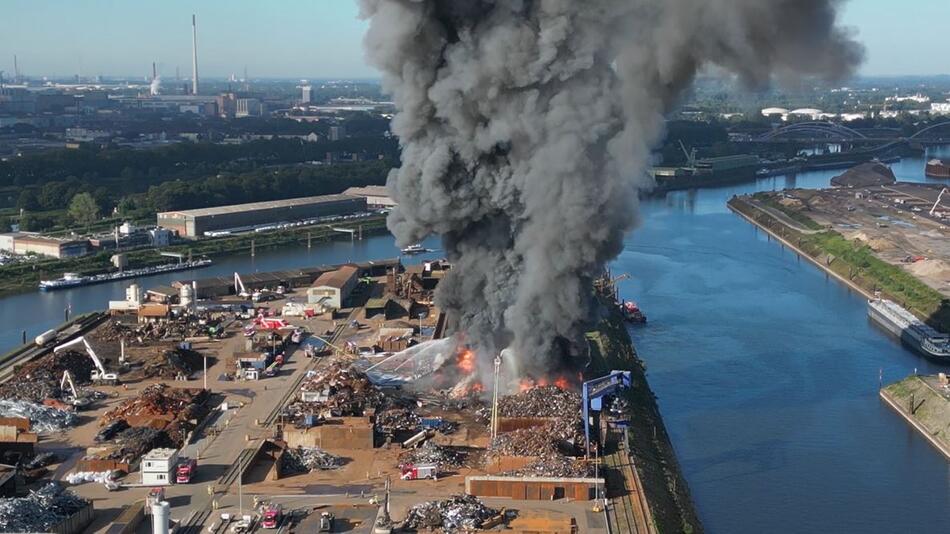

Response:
(54, 336), (120, 385)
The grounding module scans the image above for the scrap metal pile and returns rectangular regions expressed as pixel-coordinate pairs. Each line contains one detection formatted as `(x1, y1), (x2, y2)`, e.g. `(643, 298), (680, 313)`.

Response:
(498, 385), (581, 419)
(0, 351), (96, 403)
(138, 349), (205, 380)
(97, 384), (209, 460)
(0, 399), (78, 432)
(94, 316), (224, 345)
(288, 364), (388, 418)
(398, 441), (467, 470)
(403, 494), (499, 533)
(0, 483), (89, 533)
(280, 446), (343, 474)
(500, 452), (592, 478)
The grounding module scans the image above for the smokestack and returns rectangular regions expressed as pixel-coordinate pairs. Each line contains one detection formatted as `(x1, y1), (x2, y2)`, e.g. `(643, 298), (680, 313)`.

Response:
(152, 62), (157, 81)
(360, 0), (864, 379)
(13, 55), (18, 84)
(191, 14), (199, 95)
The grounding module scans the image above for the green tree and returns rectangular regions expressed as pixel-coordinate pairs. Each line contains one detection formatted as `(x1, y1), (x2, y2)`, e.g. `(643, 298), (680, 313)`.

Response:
(16, 189), (40, 211)
(67, 192), (100, 228)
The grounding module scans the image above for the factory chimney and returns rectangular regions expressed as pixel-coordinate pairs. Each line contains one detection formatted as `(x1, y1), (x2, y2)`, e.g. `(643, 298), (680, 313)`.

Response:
(152, 62), (157, 81)
(191, 14), (199, 95)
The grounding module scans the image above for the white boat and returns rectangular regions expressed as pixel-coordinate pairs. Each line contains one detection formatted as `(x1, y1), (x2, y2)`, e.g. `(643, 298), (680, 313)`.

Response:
(867, 298), (950, 361)
(400, 244), (427, 255)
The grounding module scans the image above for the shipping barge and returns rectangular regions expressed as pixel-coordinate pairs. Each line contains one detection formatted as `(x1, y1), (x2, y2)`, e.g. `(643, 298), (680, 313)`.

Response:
(867, 297), (950, 361)
(39, 259), (213, 291)
(925, 158), (950, 179)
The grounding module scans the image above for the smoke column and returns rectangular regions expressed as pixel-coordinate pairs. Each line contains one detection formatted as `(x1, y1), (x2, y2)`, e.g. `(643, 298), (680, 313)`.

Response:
(360, 0), (863, 376)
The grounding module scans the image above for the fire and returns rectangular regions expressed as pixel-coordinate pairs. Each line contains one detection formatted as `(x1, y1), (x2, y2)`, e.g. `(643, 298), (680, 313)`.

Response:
(456, 348), (476, 374)
(518, 375), (573, 392)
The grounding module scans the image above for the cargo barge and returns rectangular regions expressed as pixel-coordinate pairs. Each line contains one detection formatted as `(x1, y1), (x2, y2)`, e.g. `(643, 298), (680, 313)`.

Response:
(867, 298), (950, 361)
(39, 259), (213, 291)
(925, 159), (950, 179)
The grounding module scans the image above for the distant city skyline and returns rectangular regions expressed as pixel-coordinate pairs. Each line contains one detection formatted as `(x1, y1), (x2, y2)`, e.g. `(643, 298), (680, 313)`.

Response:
(1, 0), (948, 80)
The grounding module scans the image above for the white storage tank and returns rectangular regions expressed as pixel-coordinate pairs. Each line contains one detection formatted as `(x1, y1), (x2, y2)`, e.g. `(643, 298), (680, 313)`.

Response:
(151, 501), (170, 534)
(180, 284), (195, 309)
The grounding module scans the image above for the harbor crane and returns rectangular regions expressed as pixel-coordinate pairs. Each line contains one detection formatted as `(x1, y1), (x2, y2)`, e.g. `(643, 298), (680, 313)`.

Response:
(54, 336), (120, 385)
(582, 370), (632, 458)
(929, 188), (948, 216)
(679, 140), (698, 169)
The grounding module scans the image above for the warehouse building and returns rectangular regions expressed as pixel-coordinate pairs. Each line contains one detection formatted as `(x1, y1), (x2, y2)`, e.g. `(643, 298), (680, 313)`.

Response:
(343, 185), (397, 208)
(308, 265), (359, 309)
(0, 233), (89, 258)
(156, 194), (367, 238)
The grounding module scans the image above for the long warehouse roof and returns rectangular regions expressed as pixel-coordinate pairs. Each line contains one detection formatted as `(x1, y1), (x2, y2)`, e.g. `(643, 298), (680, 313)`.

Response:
(159, 194), (361, 218)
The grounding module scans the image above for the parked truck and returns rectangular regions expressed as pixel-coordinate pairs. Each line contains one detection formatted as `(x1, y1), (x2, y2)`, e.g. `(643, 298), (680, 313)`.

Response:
(261, 504), (283, 529)
(175, 458), (198, 484)
(400, 463), (438, 480)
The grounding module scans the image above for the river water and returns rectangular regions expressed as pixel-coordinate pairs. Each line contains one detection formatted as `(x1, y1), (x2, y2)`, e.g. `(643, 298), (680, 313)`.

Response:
(2, 149), (950, 531)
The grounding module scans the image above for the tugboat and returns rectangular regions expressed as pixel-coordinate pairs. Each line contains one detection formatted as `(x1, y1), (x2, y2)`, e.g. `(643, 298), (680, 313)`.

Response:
(621, 301), (647, 324)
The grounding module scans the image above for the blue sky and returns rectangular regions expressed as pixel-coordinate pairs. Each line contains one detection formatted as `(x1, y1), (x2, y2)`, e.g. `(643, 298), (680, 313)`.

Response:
(1, 0), (948, 79)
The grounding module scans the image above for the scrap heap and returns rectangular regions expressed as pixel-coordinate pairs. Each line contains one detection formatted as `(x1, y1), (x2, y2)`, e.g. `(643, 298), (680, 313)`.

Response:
(0, 399), (78, 432)
(398, 441), (467, 470)
(280, 446), (344, 474)
(403, 494), (499, 533)
(97, 384), (209, 461)
(0, 483), (89, 533)
(286, 364), (387, 419)
(0, 350), (96, 403)
(487, 385), (587, 477)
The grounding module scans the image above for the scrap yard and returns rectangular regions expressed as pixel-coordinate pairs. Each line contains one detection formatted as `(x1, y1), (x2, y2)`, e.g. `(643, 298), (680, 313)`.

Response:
(0, 256), (687, 534)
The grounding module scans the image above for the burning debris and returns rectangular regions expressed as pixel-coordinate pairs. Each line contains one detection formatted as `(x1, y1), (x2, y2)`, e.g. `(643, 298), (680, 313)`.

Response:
(399, 441), (467, 470)
(0, 399), (78, 432)
(403, 494), (499, 533)
(0, 483), (89, 533)
(361, 0), (863, 373)
(280, 447), (343, 474)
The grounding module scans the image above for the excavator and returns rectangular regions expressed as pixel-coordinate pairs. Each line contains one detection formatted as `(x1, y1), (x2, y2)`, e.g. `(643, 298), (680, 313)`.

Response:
(60, 370), (91, 409)
(54, 336), (120, 385)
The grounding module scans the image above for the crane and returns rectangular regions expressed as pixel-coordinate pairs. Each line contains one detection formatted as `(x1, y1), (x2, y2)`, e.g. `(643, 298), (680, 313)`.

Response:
(234, 272), (250, 298)
(679, 140), (698, 169)
(582, 370), (632, 458)
(930, 188), (948, 216)
(54, 336), (119, 385)
(60, 370), (91, 409)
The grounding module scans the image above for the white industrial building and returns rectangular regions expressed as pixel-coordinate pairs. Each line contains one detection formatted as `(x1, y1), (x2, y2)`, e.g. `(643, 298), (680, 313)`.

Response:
(307, 265), (359, 309)
(141, 448), (179, 486)
(343, 185), (397, 208)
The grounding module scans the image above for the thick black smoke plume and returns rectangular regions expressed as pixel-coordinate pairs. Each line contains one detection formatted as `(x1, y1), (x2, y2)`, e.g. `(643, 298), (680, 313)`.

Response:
(360, 0), (863, 376)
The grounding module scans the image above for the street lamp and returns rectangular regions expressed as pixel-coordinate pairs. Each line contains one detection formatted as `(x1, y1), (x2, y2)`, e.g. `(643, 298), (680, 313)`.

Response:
(417, 311), (426, 334)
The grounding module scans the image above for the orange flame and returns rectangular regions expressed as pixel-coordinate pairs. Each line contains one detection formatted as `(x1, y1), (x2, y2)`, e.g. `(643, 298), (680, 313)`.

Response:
(456, 348), (476, 374)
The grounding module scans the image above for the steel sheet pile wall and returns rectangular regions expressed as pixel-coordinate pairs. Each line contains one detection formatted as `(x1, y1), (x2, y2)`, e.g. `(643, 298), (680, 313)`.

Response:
(466, 476), (603, 501)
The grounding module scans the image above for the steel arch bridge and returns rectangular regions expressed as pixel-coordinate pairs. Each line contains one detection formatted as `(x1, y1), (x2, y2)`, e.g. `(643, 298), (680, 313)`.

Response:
(756, 121), (869, 142)
(908, 122), (950, 139)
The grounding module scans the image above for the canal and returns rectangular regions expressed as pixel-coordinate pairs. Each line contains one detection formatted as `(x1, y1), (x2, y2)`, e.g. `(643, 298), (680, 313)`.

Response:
(1, 148), (949, 531)
(616, 146), (950, 533)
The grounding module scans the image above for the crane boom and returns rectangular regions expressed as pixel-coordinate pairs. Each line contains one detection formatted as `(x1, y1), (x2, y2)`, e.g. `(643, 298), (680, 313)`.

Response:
(54, 336), (117, 382)
(930, 188), (948, 216)
(234, 272), (248, 297)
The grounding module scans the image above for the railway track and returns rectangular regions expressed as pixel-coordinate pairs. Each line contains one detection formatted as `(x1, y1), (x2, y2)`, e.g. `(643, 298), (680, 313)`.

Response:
(604, 444), (653, 534)
(218, 446), (258, 488)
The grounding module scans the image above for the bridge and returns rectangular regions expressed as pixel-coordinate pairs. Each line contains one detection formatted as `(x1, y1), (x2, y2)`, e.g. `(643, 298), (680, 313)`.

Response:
(752, 121), (950, 144)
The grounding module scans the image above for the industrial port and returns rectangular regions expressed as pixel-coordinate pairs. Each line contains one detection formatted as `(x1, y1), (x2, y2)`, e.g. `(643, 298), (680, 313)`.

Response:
(0, 256), (690, 533)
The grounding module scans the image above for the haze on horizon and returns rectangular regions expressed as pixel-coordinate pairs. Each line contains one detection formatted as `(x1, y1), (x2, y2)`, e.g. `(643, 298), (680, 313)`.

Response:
(0, 0), (948, 80)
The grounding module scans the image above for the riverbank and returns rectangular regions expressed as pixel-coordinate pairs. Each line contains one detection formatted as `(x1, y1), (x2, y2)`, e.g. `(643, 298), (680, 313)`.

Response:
(728, 195), (950, 332)
(880, 375), (950, 460)
(587, 298), (703, 534)
(0, 215), (389, 298)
